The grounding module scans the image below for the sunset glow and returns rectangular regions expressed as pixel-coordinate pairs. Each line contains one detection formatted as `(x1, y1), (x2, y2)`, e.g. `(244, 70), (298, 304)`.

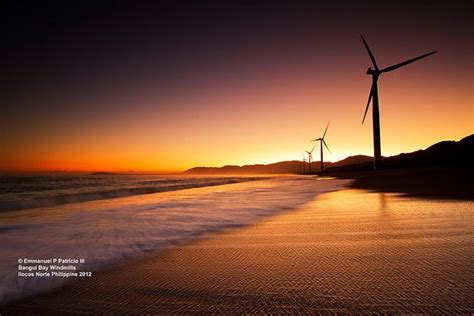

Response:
(2, 2), (472, 173)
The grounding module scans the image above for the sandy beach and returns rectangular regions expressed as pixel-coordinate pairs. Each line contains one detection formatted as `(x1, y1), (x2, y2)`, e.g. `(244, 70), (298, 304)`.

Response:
(4, 186), (473, 314)
(4, 0), (473, 313)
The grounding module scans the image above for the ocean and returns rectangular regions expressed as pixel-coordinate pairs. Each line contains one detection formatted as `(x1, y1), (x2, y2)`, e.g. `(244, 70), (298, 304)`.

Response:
(0, 175), (351, 303)
(0, 175), (265, 212)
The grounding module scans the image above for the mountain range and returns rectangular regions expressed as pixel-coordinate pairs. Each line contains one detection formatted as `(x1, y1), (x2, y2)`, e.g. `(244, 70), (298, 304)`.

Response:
(184, 134), (473, 175)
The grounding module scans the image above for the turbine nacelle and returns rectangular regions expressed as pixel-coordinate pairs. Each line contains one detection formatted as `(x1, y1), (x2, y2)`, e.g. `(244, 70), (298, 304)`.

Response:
(311, 122), (331, 154)
(366, 67), (378, 75)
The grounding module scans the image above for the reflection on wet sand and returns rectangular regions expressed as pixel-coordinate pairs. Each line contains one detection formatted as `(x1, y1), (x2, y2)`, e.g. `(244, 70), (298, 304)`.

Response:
(378, 192), (387, 210)
(5, 189), (474, 314)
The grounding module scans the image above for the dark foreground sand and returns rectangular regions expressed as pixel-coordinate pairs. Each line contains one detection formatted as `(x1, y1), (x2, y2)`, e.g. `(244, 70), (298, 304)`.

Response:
(329, 166), (474, 200)
(3, 187), (473, 314)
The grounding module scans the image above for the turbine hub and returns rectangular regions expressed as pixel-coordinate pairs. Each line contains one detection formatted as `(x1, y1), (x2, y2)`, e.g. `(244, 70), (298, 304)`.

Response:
(366, 67), (376, 75)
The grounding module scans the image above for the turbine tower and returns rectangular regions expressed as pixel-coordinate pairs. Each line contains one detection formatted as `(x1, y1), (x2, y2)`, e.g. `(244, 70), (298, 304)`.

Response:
(305, 145), (316, 173)
(312, 122), (331, 173)
(360, 34), (437, 170)
(302, 153), (306, 174)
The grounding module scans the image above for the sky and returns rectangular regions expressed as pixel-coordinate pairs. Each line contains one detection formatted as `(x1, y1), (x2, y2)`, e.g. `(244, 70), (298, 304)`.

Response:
(2, 0), (473, 173)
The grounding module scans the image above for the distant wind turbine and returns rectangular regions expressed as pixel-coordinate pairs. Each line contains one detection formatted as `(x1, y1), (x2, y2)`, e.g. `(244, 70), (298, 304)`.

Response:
(302, 153), (307, 173)
(312, 122), (331, 173)
(305, 145), (316, 173)
(360, 34), (437, 170)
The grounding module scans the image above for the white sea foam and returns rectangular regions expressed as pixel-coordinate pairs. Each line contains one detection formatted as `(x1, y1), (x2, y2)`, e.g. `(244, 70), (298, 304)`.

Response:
(0, 176), (351, 304)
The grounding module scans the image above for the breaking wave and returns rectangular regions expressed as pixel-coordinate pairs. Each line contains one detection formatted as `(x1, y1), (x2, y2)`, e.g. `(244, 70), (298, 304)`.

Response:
(0, 176), (351, 304)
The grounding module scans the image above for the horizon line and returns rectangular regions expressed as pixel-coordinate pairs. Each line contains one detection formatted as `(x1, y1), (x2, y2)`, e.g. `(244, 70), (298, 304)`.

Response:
(0, 156), (366, 175)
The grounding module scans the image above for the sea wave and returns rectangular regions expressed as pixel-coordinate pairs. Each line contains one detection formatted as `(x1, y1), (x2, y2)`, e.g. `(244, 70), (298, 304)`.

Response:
(0, 176), (351, 304)
(0, 176), (264, 212)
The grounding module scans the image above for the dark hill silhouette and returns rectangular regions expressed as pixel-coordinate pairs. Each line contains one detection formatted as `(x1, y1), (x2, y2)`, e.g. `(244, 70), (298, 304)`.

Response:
(331, 155), (373, 167)
(185, 161), (302, 175)
(328, 135), (474, 200)
(327, 134), (473, 172)
(185, 156), (374, 175)
(184, 135), (473, 175)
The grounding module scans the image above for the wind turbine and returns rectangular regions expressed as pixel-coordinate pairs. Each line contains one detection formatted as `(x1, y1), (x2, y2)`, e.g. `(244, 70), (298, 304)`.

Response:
(305, 145), (316, 173)
(360, 34), (437, 170)
(312, 122), (331, 173)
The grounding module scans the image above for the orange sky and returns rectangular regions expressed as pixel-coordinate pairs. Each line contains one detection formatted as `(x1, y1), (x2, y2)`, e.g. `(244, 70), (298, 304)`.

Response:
(2, 2), (473, 173)
(3, 65), (472, 173)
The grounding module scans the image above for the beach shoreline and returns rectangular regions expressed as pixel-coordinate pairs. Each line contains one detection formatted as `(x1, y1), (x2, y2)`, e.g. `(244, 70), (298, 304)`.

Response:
(0, 176), (350, 307)
(3, 184), (473, 314)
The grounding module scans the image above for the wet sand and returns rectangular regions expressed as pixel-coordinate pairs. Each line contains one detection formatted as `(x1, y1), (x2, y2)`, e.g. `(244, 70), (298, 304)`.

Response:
(329, 166), (474, 200)
(3, 189), (473, 314)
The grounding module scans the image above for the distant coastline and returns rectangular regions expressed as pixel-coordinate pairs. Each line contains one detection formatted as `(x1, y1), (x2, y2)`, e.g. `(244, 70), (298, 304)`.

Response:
(184, 134), (473, 175)
(2, 135), (472, 177)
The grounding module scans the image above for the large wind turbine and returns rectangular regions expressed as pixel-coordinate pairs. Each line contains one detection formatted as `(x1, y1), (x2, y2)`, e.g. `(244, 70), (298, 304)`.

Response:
(312, 122), (331, 173)
(360, 34), (437, 170)
(305, 145), (316, 173)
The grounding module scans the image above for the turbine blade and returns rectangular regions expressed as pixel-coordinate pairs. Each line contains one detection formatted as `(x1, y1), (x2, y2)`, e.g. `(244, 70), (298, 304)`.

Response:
(323, 140), (331, 154)
(360, 34), (379, 70)
(310, 144), (316, 153)
(362, 83), (374, 124)
(322, 121), (330, 139)
(381, 51), (437, 73)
